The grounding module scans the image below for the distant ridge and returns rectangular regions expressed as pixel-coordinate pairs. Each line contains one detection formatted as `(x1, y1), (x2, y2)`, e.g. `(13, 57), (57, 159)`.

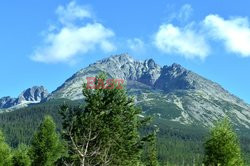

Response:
(0, 86), (48, 110)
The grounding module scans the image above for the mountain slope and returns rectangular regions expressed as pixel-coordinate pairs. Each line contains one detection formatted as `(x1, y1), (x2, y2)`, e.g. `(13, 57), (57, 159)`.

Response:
(48, 54), (250, 128)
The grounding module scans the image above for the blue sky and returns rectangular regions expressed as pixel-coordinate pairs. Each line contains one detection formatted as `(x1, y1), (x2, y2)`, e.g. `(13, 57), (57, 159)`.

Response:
(1, 0), (250, 103)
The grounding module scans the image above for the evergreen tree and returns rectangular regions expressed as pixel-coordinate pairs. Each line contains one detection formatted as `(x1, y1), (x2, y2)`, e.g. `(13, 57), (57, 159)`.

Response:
(60, 73), (150, 166)
(203, 118), (244, 166)
(12, 144), (31, 166)
(0, 130), (12, 166)
(30, 116), (65, 166)
(146, 131), (159, 166)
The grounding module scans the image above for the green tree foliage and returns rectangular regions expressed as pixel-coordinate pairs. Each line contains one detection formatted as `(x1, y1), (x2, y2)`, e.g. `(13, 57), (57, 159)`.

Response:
(0, 130), (12, 166)
(0, 95), (214, 165)
(29, 116), (65, 166)
(12, 144), (31, 166)
(203, 118), (244, 166)
(145, 131), (159, 166)
(60, 73), (150, 166)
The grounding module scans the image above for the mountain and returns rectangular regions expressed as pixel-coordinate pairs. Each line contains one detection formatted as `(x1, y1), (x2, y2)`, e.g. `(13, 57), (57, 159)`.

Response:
(1, 54), (249, 128)
(0, 86), (49, 110)
(47, 54), (250, 128)
(1, 54), (250, 165)
(48, 54), (161, 99)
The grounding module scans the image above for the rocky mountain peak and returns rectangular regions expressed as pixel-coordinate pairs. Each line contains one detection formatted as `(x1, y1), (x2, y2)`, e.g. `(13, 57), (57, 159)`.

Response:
(0, 86), (49, 110)
(17, 86), (49, 103)
(144, 59), (157, 69)
(154, 64), (194, 92)
(96, 53), (134, 66)
(170, 63), (186, 72)
(0, 96), (17, 109)
(49, 54), (162, 100)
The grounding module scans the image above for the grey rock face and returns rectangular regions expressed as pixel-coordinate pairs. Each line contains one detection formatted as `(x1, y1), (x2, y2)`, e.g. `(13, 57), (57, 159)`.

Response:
(0, 86), (49, 110)
(49, 54), (250, 128)
(154, 64), (195, 92)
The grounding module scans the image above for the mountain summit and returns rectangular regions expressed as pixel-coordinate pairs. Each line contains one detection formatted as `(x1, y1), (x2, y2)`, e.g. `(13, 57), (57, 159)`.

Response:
(48, 54), (161, 99)
(48, 54), (250, 128)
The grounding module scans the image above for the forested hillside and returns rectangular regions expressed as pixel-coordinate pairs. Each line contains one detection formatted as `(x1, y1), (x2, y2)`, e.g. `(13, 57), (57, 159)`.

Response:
(1, 98), (250, 165)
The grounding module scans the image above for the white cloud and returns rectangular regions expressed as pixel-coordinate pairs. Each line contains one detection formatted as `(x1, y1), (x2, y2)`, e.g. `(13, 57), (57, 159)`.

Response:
(204, 14), (250, 57)
(154, 24), (210, 59)
(32, 24), (115, 63)
(155, 7), (250, 59)
(127, 38), (145, 53)
(31, 1), (115, 64)
(56, 1), (92, 25)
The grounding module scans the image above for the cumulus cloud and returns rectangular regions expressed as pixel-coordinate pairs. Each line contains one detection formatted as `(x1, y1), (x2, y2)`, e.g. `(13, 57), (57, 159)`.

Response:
(154, 23), (210, 59)
(31, 1), (115, 64)
(204, 14), (250, 57)
(154, 4), (250, 59)
(127, 38), (145, 53)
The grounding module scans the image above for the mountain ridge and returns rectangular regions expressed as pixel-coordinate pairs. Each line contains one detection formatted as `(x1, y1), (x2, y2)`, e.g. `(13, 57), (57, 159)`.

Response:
(49, 54), (247, 104)
(1, 54), (250, 128)
(46, 54), (250, 128)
